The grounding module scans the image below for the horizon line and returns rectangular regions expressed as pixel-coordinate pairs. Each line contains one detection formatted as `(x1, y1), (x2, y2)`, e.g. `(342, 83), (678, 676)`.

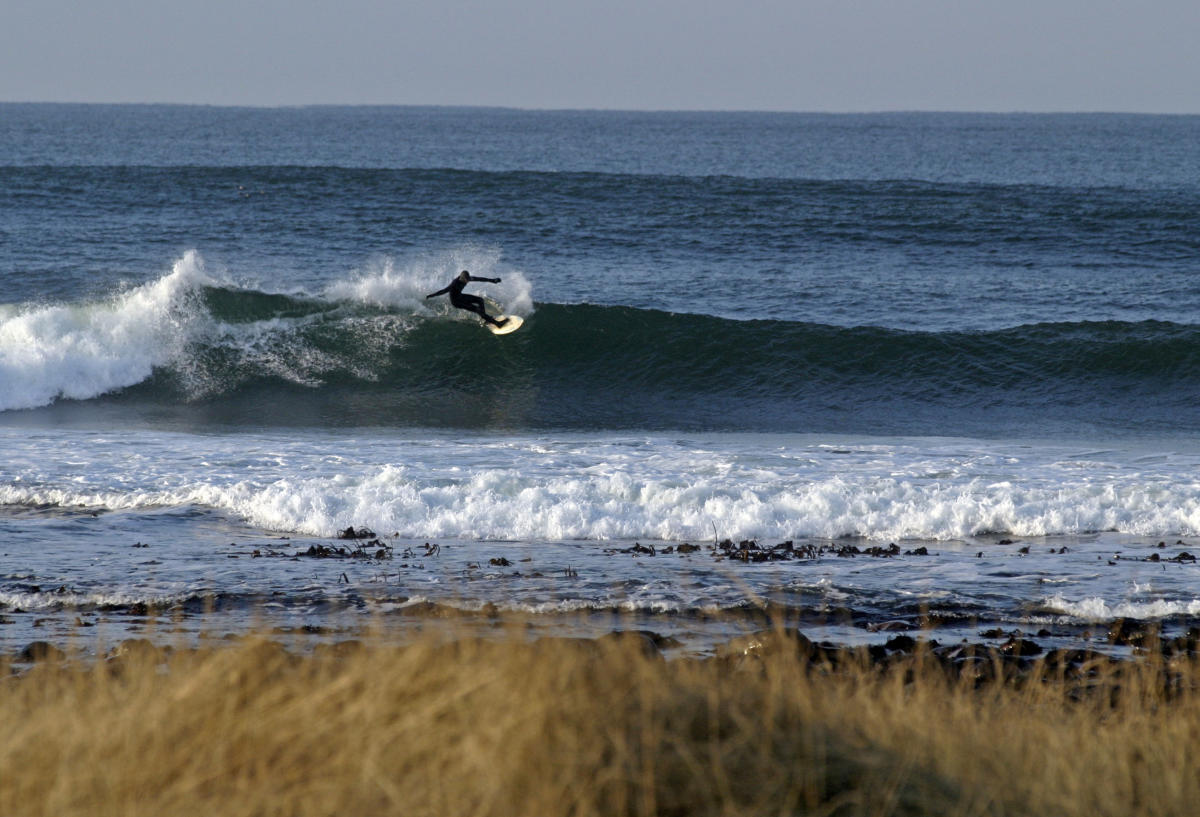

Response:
(3, 100), (1199, 117)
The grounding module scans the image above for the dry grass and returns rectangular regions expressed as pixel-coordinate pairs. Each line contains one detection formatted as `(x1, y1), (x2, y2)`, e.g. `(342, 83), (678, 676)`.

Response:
(2, 626), (1198, 817)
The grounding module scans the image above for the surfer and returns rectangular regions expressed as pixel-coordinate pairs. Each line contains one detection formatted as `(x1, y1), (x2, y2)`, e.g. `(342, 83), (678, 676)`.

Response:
(426, 270), (508, 327)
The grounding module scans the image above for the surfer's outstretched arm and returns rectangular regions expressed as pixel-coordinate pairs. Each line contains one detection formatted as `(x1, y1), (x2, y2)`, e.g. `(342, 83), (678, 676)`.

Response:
(465, 275), (501, 284)
(426, 285), (451, 298)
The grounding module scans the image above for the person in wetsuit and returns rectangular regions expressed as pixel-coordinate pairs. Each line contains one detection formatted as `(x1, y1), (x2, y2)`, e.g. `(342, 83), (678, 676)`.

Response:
(426, 270), (508, 327)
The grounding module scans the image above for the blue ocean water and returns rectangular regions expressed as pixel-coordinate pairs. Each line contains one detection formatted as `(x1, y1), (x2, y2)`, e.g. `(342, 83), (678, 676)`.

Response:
(2, 104), (1200, 653)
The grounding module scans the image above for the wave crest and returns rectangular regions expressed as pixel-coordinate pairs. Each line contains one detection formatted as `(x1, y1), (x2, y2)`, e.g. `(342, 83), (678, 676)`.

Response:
(0, 250), (211, 410)
(4, 251), (1200, 437)
(0, 250), (535, 411)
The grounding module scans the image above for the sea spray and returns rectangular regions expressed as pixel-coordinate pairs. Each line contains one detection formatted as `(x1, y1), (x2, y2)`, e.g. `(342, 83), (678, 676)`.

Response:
(325, 249), (535, 318)
(0, 251), (210, 410)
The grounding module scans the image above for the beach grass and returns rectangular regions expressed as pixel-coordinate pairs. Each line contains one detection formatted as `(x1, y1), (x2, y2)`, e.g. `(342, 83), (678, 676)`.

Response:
(2, 625), (1198, 816)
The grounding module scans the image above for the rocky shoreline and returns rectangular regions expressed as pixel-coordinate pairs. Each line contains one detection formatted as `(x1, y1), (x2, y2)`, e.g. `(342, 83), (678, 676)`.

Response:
(9, 614), (1200, 700)
(5, 530), (1199, 669)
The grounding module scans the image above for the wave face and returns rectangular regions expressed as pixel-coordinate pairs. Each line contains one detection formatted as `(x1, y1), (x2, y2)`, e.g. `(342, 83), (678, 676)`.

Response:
(4, 162), (1200, 333)
(2, 251), (1198, 437)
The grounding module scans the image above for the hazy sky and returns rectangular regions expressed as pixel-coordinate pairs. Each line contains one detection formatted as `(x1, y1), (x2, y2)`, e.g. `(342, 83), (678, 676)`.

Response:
(3, 0), (1197, 112)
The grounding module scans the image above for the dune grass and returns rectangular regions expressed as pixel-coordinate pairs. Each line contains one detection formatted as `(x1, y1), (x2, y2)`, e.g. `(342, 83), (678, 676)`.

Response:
(2, 626), (1198, 817)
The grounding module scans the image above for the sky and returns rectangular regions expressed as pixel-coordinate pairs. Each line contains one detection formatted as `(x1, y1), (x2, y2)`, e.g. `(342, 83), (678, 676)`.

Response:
(3, 0), (1198, 112)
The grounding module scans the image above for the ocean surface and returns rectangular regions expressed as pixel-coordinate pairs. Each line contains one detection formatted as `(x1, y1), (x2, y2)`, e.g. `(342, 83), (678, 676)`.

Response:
(3, 104), (1200, 655)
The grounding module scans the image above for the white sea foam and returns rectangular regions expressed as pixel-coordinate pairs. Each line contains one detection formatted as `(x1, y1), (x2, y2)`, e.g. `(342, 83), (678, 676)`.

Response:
(324, 249), (535, 318)
(0, 251), (212, 411)
(0, 589), (192, 612)
(7, 444), (1200, 543)
(1042, 593), (1200, 621)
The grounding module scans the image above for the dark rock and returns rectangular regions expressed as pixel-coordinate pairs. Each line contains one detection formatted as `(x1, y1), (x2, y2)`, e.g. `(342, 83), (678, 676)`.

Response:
(489, 557), (513, 567)
(271, 624), (331, 635)
(884, 635), (918, 653)
(312, 640), (366, 660)
(1042, 648), (1093, 672)
(391, 600), (458, 617)
(916, 612), (959, 629)
(106, 639), (169, 664)
(337, 526), (377, 540)
(953, 655), (1003, 685)
(717, 629), (816, 663)
(1000, 637), (1043, 657)
(16, 641), (65, 663)
(676, 543), (701, 554)
(1107, 618), (1159, 647)
(1160, 627), (1200, 657)
(611, 542), (657, 556)
(598, 629), (681, 658)
(932, 643), (978, 664)
(1164, 635), (1198, 657)
(300, 540), (391, 560)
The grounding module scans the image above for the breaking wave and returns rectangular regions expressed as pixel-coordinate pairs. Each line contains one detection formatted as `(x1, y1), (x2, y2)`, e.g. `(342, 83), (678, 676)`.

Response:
(3, 251), (1199, 436)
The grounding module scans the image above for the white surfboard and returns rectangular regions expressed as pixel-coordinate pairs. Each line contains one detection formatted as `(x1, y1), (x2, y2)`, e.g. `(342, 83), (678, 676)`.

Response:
(483, 297), (523, 335)
(487, 314), (524, 335)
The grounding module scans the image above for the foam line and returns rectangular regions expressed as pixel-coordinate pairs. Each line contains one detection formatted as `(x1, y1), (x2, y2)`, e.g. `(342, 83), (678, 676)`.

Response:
(7, 460), (1200, 542)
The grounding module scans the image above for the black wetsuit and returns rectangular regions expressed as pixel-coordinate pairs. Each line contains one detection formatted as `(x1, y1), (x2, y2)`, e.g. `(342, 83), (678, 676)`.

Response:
(426, 273), (505, 326)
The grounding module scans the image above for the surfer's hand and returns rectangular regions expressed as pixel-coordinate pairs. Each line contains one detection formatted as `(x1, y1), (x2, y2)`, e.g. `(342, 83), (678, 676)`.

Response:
(492, 277), (502, 283)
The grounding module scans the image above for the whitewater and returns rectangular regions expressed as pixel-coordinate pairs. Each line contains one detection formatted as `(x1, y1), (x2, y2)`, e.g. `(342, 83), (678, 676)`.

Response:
(6, 426), (1200, 543)
(0, 250), (536, 412)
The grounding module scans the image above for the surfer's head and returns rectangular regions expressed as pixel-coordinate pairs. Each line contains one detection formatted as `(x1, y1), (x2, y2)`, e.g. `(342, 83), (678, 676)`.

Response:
(458, 270), (470, 282)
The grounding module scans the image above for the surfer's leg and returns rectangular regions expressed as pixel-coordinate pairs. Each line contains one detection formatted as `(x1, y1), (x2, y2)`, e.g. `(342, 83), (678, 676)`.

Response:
(457, 294), (500, 325)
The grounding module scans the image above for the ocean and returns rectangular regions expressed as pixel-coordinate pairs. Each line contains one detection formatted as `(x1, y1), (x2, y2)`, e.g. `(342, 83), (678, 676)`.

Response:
(2, 104), (1199, 655)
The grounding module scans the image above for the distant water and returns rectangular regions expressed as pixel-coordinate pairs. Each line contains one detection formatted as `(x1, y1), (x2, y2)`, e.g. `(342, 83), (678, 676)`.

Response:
(2, 104), (1200, 654)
